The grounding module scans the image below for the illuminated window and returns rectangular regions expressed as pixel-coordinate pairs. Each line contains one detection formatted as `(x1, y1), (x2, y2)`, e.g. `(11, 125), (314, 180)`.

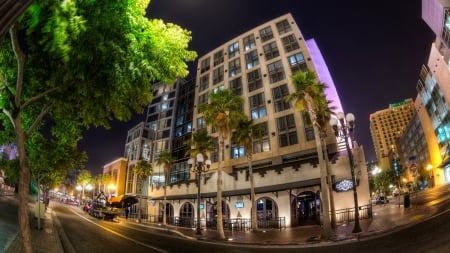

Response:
(243, 34), (256, 51)
(245, 50), (259, 69)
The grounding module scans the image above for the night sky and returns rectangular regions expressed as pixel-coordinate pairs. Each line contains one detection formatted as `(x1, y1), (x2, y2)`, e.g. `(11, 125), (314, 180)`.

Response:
(79, 0), (435, 174)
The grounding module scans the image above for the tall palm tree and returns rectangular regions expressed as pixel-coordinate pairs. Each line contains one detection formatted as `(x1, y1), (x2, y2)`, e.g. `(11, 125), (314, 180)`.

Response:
(231, 118), (263, 232)
(184, 129), (216, 158)
(134, 159), (152, 223)
(199, 89), (246, 240)
(286, 70), (333, 240)
(311, 93), (338, 228)
(156, 150), (174, 226)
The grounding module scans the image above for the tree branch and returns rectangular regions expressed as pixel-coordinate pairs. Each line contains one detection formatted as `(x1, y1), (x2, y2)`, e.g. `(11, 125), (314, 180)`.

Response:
(21, 87), (59, 110)
(10, 24), (24, 110)
(25, 103), (53, 138)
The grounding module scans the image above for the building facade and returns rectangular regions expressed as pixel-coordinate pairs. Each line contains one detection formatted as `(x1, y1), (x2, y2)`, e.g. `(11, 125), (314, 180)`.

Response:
(145, 13), (370, 229)
(369, 99), (416, 168)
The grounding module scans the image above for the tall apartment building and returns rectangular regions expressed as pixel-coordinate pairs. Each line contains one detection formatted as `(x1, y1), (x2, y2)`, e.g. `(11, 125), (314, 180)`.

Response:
(146, 13), (370, 228)
(414, 0), (450, 184)
(369, 99), (415, 166)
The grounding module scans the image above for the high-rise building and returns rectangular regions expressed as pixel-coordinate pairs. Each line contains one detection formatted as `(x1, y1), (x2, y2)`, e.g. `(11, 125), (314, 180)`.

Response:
(145, 13), (370, 229)
(369, 99), (415, 166)
(413, 0), (450, 185)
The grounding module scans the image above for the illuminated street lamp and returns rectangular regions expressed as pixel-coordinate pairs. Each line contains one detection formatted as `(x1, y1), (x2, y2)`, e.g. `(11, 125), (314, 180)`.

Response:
(187, 153), (211, 235)
(85, 184), (93, 200)
(76, 185), (82, 203)
(329, 112), (362, 233)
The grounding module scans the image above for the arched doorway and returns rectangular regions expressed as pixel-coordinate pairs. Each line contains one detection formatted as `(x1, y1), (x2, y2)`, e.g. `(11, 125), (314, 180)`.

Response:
(291, 191), (319, 226)
(179, 202), (194, 227)
(256, 197), (278, 220)
(159, 202), (174, 223)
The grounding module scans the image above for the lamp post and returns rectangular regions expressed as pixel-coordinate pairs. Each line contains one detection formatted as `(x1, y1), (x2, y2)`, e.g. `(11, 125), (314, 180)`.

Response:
(187, 153), (211, 235)
(329, 112), (362, 233)
(426, 164), (434, 188)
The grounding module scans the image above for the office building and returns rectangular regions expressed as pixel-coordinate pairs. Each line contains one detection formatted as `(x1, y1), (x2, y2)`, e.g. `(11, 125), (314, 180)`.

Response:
(145, 13), (370, 228)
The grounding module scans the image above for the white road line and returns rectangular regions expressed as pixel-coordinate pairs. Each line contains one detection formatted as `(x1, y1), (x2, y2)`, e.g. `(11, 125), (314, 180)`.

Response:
(71, 209), (169, 253)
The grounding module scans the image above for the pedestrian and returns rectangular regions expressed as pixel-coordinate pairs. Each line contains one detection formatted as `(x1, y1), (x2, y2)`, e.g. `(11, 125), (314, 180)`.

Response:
(125, 207), (129, 219)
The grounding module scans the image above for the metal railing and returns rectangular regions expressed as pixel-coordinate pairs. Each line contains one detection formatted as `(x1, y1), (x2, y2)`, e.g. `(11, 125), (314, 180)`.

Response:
(334, 204), (372, 226)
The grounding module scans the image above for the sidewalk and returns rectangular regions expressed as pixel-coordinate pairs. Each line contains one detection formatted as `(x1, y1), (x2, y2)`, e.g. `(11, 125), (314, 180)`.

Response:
(2, 196), (439, 252)
(1, 194), (63, 253)
(123, 202), (439, 246)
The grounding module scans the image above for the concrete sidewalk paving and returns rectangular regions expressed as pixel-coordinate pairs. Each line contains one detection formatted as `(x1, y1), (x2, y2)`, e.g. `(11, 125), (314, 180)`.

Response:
(2, 194), (63, 253)
(125, 203), (439, 246)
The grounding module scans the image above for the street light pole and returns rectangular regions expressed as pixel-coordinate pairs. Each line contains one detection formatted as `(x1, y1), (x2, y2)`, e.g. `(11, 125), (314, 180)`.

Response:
(188, 153), (211, 235)
(330, 112), (362, 233)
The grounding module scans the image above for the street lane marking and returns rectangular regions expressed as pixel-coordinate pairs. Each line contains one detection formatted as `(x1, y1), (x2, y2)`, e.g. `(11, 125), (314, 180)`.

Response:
(71, 209), (169, 253)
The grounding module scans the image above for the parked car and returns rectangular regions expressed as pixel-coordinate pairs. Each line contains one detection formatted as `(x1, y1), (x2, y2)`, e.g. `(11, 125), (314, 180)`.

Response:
(375, 196), (389, 205)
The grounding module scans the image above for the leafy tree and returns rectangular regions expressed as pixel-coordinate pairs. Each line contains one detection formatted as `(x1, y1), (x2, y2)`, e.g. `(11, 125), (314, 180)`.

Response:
(373, 169), (394, 197)
(231, 119), (263, 232)
(199, 89), (246, 240)
(156, 150), (173, 226)
(134, 159), (152, 222)
(0, 0), (196, 251)
(286, 70), (333, 240)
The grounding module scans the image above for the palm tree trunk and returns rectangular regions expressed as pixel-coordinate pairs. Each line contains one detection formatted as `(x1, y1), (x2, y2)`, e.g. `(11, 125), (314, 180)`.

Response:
(216, 139), (226, 240)
(323, 139), (337, 228)
(163, 183), (167, 226)
(248, 155), (258, 232)
(306, 96), (332, 240)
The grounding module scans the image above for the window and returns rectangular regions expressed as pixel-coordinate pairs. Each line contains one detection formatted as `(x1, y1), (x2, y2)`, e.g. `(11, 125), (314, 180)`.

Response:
(276, 19), (292, 35)
(243, 34), (256, 51)
(276, 114), (298, 147)
(197, 117), (206, 129)
(198, 93), (208, 113)
(199, 74), (209, 92)
(213, 66), (224, 85)
(228, 41), (240, 58)
(230, 77), (242, 95)
(253, 122), (270, 153)
(259, 26), (274, 42)
(267, 60), (285, 83)
(263, 41), (280, 61)
(281, 34), (300, 52)
(272, 84), (291, 112)
(249, 93), (267, 120)
(288, 53), (308, 74)
(228, 58), (241, 77)
(247, 68), (263, 92)
(200, 58), (210, 74)
(231, 145), (245, 159)
(245, 50), (259, 70)
(213, 50), (224, 67)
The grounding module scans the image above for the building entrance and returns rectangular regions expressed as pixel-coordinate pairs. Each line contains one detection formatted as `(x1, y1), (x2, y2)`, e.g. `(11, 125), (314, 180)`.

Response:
(291, 191), (319, 226)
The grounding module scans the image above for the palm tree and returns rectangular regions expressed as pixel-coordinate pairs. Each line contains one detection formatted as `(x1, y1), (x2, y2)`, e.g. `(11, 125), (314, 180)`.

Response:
(286, 70), (333, 240)
(231, 118), (263, 232)
(156, 150), (174, 226)
(184, 129), (216, 158)
(134, 159), (152, 223)
(199, 89), (246, 240)
(314, 93), (338, 228)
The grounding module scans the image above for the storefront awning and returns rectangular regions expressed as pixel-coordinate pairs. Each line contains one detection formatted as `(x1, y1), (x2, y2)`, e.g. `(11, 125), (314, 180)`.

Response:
(109, 195), (139, 208)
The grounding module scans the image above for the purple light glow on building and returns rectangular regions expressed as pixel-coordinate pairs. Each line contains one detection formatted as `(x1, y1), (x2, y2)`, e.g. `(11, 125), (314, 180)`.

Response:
(306, 39), (344, 114)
